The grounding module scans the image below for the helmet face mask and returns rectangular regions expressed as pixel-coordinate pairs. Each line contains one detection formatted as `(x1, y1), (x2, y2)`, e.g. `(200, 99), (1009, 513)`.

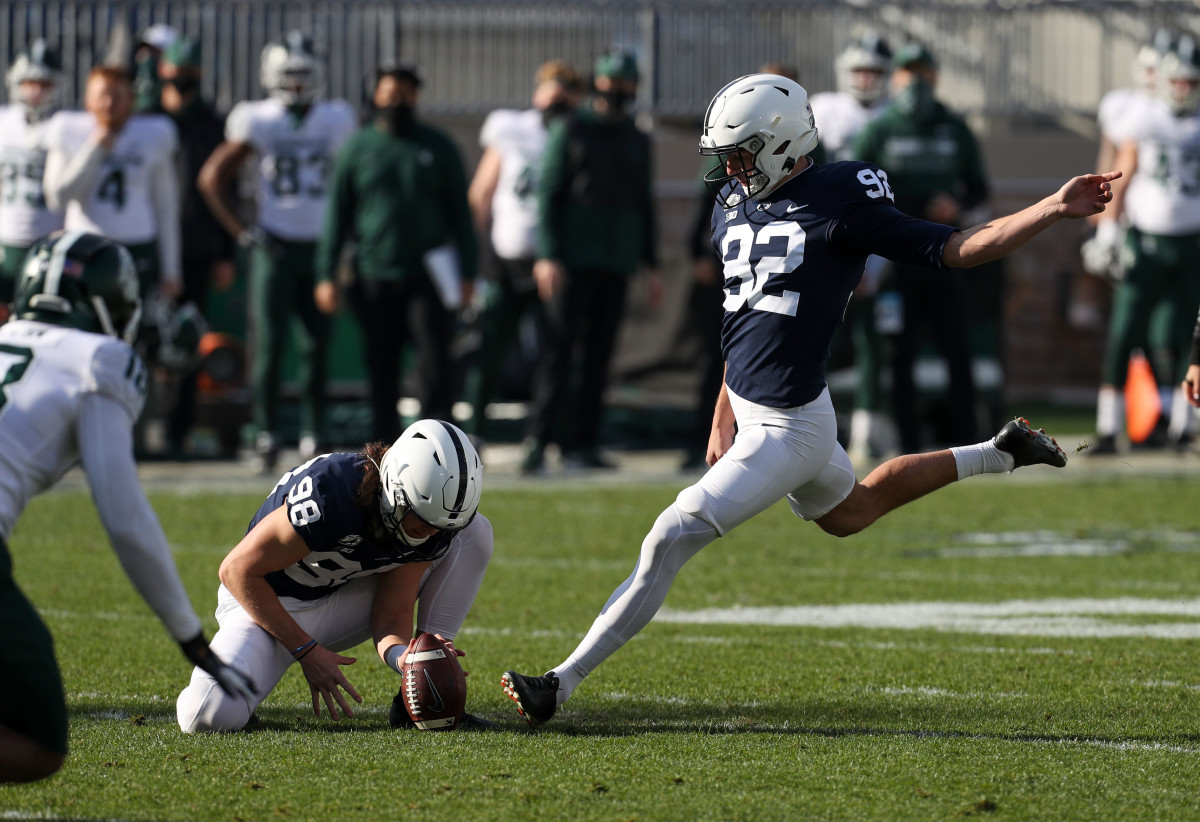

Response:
(7, 38), (62, 121)
(1157, 34), (1200, 116)
(699, 73), (820, 208)
(261, 31), (323, 106)
(14, 231), (141, 342)
(835, 32), (893, 105)
(377, 420), (483, 563)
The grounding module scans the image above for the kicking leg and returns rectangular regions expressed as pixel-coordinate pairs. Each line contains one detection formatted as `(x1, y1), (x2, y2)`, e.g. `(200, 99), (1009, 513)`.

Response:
(817, 417), (1066, 537)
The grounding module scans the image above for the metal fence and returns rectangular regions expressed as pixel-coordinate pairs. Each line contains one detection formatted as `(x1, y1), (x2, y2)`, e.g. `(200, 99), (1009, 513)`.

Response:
(2, 1), (1196, 122)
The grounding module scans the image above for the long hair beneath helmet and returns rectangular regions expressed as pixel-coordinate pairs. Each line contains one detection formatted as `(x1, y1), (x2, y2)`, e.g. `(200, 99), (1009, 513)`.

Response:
(355, 441), (389, 533)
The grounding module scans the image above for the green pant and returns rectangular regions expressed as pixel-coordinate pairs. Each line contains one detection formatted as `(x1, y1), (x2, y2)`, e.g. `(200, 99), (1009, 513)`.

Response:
(0, 536), (68, 755)
(0, 244), (31, 303)
(1102, 229), (1200, 385)
(463, 264), (546, 439)
(248, 240), (329, 439)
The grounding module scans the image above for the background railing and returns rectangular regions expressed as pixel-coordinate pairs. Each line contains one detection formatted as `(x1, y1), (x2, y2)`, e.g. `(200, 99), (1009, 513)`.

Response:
(3, 1), (1196, 123)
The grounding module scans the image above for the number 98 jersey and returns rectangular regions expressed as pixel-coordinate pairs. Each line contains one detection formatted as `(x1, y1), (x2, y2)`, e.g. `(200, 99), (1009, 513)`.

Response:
(710, 160), (955, 409)
(226, 98), (358, 242)
(250, 452), (409, 600)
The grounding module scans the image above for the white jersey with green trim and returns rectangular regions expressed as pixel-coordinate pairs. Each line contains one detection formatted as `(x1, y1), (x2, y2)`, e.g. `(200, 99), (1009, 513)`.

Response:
(0, 319), (145, 540)
(480, 108), (546, 260)
(226, 98), (358, 241)
(43, 111), (179, 245)
(1124, 99), (1200, 236)
(0, 106), (63, 246)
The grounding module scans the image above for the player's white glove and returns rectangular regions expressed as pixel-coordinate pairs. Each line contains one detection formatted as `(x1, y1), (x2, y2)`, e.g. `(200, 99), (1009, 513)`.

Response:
(1081, 220), (1126, 282)
(179, 632), (258, 702)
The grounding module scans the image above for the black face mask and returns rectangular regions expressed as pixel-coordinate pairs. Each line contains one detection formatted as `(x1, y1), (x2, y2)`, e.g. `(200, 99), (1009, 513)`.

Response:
(598, 89), (631, 113)
(165, 75), (199, 96)
(377, 102), (415, 135)
(541, 100), (572, 126)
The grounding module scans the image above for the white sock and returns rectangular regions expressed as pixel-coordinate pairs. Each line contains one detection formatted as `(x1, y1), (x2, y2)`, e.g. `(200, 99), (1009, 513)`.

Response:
(1169, 388), (1195, 440)
(1096, 387), (1123, 437)
(951, 441), (1015, 479)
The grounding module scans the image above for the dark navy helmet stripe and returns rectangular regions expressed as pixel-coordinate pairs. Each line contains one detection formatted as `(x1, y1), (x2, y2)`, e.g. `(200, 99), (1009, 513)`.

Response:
(437, 420), (469, 516)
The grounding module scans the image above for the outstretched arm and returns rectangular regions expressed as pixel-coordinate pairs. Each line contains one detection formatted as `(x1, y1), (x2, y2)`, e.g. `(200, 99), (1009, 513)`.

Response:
(942, 171), (1120, 269)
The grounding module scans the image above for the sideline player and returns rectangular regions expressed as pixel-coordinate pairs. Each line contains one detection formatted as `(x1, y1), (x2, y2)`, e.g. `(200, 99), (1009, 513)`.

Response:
(198, 31), (357, 471)
(1091, 34), (1200, 452)
(0, 231), (251, 782)
(176, 419), (496, 732)
(0, 40), (65, 314)
(501, 73), (1118, 727)
(43, 65), (181, 304)
(809, 31), (894, 460)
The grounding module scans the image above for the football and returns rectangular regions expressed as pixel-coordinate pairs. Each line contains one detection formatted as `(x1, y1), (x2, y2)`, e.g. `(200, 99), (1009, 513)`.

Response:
(400, 632), (467, 730)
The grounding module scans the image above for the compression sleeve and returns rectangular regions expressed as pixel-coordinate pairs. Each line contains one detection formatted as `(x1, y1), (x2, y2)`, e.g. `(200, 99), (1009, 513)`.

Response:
(76, 392), (203, 641)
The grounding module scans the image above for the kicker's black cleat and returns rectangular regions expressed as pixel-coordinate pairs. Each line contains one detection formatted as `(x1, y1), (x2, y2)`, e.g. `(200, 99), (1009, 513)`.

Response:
(994, 417), (1067, 469)
(388, 692), (498, 731)
(501, 670), (560, 728)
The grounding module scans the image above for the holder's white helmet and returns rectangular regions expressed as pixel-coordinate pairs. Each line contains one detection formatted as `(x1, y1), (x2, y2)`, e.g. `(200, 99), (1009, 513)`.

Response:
(699, 74), (819, 208)
(260, 31), (323, 105)
(378, 420), (482, 562)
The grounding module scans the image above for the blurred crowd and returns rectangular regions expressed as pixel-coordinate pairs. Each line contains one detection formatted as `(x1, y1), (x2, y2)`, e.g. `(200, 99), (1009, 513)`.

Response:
(1, 23), (1198, 473)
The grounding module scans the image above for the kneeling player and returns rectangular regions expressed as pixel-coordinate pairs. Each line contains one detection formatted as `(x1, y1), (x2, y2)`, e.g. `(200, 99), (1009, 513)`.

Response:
(177, 419), (495, 731)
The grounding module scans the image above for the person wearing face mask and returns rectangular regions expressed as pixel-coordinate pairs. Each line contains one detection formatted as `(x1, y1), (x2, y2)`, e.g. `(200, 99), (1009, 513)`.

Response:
(199, 32), (357, 472)
(462, 60), (584, 448)
(157, 38), (236, 459)
(852, 42), (990, 454)
(520, 49), (664, 474)
(314, 64), (478, 444)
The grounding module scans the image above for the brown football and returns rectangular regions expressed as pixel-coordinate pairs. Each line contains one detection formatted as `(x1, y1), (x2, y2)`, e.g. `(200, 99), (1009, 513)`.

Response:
(400, 632), (467, 730)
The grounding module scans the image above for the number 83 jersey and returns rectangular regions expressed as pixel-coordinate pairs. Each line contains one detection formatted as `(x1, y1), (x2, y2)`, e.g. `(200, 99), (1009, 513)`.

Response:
(226, 98), (358, 242)
(711, 160), (956, 409)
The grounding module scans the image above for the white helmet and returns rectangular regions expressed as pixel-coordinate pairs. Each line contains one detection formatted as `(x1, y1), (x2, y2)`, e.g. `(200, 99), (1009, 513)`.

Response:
(7, 39), (62, 121)
(1133, 27), (1175, 91)
(699, 73), (819, 208)
(1157, 34), (1200, 116)
(378, 420), (482, 562)
(835, 31), (893, 105)
(260, 31), (323, 105)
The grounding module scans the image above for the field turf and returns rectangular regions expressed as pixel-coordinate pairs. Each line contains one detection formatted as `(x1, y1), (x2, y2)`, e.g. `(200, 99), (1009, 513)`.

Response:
(3, 471), (1200, 820)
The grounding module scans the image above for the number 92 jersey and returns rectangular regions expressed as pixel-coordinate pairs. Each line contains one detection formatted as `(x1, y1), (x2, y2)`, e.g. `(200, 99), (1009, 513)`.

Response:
(226, 98), (358, 242)
(250, 452), (412, 600)
(711, 160), (955, 409)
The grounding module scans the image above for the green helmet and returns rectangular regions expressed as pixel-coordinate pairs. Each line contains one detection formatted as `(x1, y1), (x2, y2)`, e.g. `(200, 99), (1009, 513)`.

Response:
(13, 231), (142, 342)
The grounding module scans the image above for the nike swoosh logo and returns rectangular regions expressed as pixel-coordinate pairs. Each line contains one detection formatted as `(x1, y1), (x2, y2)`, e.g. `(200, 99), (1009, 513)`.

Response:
(423, 669), (445, 712)
(787, 204), (807, 212)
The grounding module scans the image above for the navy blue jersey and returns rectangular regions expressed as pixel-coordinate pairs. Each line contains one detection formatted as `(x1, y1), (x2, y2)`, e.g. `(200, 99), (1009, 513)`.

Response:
(248, 452), (411, 600)
(710, 160), (956, 408)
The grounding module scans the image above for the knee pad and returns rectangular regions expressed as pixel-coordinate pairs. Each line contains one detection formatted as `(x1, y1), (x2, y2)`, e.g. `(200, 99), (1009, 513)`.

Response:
(675, 484), (725, 536)
(641, 504), (717, 576)
(176, 678), (251, 733)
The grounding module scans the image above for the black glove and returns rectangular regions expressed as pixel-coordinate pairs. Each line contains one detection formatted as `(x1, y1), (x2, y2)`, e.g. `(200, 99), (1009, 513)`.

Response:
(179, 632), (257, 701)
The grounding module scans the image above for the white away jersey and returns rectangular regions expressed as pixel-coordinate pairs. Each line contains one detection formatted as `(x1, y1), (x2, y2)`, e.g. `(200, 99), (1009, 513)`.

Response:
(0, 320), (145, 540)
(44, 111), (178, 244)
(1097, 87), (1156, 145)
(0, 106), (64, 245)
(809, 91), (884, 162)
(226, 98), (357, 241)
(479, 108), (547, 259)
(1122, 99), (1200, 236)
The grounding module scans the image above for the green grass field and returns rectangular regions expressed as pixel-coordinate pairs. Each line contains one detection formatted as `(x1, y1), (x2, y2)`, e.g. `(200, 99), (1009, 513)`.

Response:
(4, 472), (1200, 820)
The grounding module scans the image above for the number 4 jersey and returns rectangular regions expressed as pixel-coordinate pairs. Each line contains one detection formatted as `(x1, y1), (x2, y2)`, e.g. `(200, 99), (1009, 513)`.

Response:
(710, 160), (955, 408)
(226, 98), (358, 242)
(0, 106), (64, 246)
(0, 320), (145, 540)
